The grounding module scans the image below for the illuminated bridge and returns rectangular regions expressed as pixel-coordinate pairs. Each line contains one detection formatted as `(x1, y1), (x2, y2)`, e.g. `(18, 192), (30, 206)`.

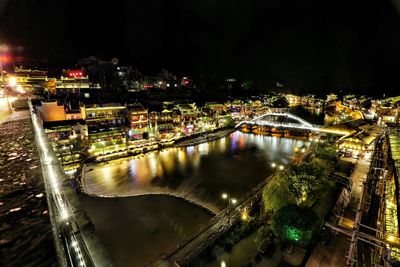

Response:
(235, 112), (321, 132)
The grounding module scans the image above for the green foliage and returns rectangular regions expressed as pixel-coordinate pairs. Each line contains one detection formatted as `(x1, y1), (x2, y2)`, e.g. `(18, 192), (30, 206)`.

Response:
(315, 145), (338, 162)
(324, 105), (336, 117)
(262, 177), (294, 213)
(280, 161), (332, 206)
(272, 205), (320, 246)
(217, 221), (258, 251)
(291, 161), (325, 178)
(361, 99), (372, 110)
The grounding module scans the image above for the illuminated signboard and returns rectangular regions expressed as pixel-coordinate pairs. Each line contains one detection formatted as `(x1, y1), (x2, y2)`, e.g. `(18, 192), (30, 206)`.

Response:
(67, 70), (84, 78)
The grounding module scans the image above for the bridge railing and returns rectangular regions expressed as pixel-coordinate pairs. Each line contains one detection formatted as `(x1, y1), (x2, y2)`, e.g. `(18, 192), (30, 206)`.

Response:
(235, 112), (321, 131)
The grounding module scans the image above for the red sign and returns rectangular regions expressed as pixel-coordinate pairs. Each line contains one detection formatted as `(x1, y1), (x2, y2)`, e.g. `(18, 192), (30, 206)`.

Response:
(67, 70), (84, 77)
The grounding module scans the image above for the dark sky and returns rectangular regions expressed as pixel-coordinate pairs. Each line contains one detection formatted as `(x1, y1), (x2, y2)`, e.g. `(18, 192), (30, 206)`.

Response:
(1, 0), (400, 95)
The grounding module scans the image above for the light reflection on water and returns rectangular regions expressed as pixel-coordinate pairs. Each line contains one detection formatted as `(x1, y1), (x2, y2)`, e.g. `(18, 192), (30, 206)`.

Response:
(85, 131), (308, 208)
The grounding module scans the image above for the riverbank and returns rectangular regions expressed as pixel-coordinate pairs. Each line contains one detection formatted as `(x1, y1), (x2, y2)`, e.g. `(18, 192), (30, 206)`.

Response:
(90, 126), (236, 164)
(174, 127), (236, 148)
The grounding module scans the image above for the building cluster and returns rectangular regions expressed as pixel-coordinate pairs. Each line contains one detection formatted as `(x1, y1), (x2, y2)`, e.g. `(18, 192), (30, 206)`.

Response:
(283, 94), (323, 107)
(0, 57), (194, 99)
(34, 98), (286, 171)
(371, 96), (400, 125)
(35, 92), (330, 172)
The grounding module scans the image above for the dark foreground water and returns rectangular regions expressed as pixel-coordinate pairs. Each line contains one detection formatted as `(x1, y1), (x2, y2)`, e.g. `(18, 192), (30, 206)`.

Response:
(0, 111), (57, 266)
(81, 195), (212, 267)
(81, 132), (309, 266)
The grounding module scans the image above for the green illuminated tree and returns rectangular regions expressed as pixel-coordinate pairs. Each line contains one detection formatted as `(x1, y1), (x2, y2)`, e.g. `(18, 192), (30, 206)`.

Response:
(272, 204), (320, 246)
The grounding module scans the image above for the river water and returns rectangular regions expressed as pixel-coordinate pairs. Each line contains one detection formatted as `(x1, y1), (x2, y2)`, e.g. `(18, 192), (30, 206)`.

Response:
(80, 131), (309, 266)
(84, 131), (309, 211)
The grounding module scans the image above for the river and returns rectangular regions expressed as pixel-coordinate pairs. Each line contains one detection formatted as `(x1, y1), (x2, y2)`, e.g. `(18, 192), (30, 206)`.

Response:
(80, 131), (309, 266)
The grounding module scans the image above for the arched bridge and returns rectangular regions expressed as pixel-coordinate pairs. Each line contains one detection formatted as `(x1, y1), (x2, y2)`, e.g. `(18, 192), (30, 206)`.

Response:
(235, 112), (321, 132)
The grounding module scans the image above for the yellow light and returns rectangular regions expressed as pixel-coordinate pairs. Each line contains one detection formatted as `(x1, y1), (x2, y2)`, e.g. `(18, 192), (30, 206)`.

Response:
(387, 235), (397, 243)
(222, 193), (228, 199)
(16, 85), (25, 94)
(8, 76), (17, 87)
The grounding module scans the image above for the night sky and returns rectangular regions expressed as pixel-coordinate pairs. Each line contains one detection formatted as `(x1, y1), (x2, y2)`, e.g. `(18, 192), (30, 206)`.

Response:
(1, 0), (400, 95)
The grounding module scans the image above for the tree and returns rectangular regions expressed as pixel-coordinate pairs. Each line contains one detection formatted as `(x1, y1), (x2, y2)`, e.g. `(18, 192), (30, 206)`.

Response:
(272, 204), (320, 246)
(272, 97), (289, 108)
(315, 145), (338, 162)
(280, 162), (332, 206)
(323, 105), (336, 117)
(262, 178), (294, 214)
(361, 99), (372, 110)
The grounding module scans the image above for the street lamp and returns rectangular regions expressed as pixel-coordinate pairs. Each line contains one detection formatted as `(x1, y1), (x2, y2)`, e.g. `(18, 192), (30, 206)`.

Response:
(222, 193), (237, 226)
(271, 162), (284, 172)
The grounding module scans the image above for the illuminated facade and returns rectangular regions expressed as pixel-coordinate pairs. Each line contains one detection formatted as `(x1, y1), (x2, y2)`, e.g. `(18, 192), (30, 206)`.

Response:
(44, 120), (88, 172)
(37, 101), (67, 122)
(127, 103), (149, 146)
(285, 94), (301, 106)
(5, 67), (48, 93)
(56, 70), (100, 95)
(147, 109), (176, 141)
(85, 104), (127, 157)
(175, 103), (197, 135)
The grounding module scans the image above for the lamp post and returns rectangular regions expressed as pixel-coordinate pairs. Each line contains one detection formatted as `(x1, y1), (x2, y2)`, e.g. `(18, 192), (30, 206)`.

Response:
(222, 193), (237, 226)
(271, 162), (284, 172)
